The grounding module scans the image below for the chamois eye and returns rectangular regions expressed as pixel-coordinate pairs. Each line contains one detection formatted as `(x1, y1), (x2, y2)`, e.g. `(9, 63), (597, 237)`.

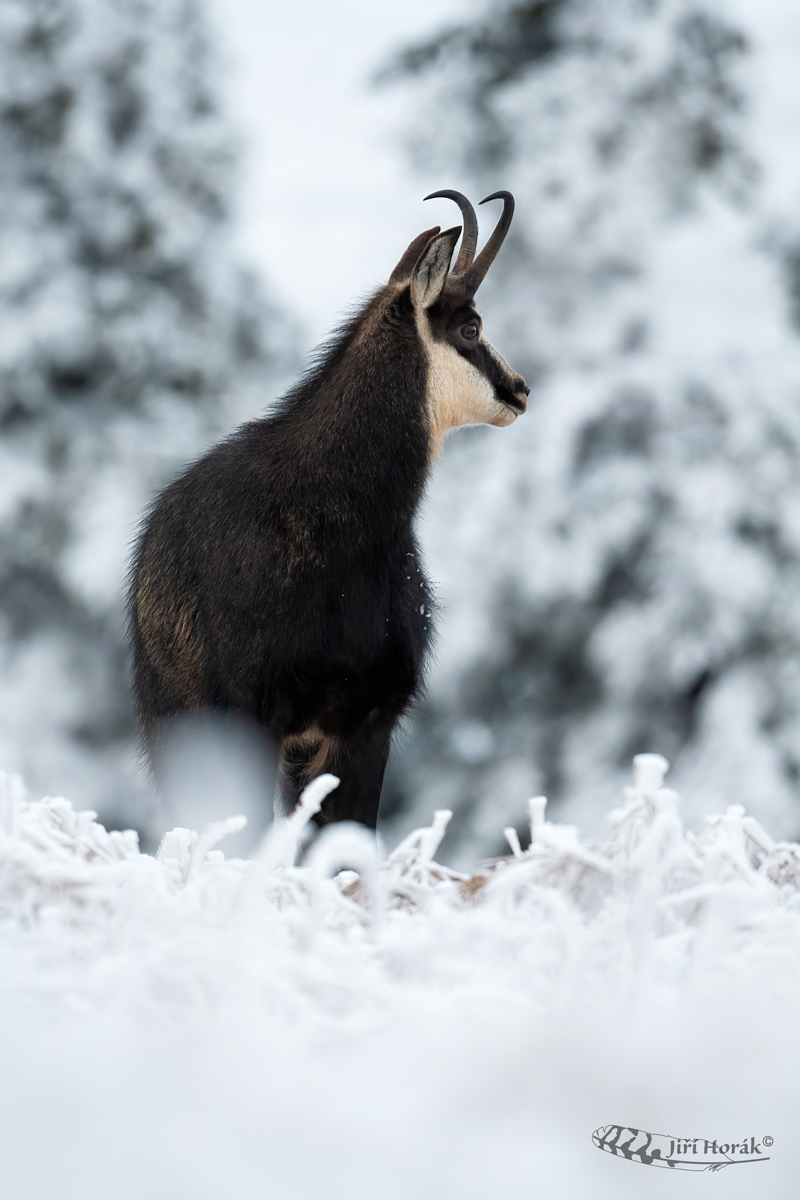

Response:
(461, 323), (479, 340)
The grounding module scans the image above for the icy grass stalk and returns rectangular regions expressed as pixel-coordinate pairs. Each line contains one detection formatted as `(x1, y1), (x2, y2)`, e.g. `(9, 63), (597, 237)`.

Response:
(262, 772), (341, 871)
(307, 823), (383, 934)
(232, 772), (343, 930)
(157, 815), (249, 885)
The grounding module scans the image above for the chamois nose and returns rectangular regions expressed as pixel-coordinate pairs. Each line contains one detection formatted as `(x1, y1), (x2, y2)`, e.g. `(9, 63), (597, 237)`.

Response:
(511, 376), (530, 413)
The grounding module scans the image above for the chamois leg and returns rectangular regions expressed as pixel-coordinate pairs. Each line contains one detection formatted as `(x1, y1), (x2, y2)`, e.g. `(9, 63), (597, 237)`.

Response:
(317, 716), (395, 829)
(274, 735), (324, 819)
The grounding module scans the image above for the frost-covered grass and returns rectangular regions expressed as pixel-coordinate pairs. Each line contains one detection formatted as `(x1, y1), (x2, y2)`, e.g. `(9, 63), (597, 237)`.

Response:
(0, 755), (798, 1198)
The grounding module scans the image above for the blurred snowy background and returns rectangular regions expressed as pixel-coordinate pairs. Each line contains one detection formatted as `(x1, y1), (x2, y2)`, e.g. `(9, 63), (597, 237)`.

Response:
(5, 5), (800, 1196)
(4, 0), (800, 864)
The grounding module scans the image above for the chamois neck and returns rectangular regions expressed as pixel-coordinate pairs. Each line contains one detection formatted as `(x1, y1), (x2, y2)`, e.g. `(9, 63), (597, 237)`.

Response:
(281, 307), (431, 533)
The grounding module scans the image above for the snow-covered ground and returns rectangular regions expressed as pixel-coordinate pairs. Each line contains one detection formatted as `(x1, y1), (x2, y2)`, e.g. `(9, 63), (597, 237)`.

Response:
(0, 755), (797, 1197)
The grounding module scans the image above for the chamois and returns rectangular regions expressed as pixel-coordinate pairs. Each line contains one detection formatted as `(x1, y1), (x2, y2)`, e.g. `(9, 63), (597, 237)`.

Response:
(129, 190), (529, 829)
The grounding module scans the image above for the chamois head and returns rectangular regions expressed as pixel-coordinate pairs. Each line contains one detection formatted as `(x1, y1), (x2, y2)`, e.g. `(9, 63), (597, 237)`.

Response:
(388, 189), (529, 457)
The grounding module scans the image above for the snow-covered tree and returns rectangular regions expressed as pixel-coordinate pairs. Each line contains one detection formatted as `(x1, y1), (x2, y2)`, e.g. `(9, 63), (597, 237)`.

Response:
(379, 0), (800, 859)
(0, 0), (291, 832)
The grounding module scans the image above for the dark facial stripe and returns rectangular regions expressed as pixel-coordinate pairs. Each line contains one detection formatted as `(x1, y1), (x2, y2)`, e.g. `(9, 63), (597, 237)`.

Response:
(458, 341), (526, 411)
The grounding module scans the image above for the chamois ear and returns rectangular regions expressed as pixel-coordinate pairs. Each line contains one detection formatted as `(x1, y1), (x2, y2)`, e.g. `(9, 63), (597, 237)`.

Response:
(388, 226), (441, 284)
(410, 226), (461, 311)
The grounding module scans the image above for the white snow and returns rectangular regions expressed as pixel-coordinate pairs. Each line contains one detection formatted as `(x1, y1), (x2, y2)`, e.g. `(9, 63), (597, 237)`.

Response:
(0, 755), (798, 1197)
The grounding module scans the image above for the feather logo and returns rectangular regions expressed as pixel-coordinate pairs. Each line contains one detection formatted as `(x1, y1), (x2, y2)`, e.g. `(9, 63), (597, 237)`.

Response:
(592, 1126), (772, 1171)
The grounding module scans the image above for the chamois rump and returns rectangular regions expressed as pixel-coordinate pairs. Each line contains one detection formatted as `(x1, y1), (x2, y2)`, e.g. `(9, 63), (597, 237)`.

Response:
(129, 190), (529, 829)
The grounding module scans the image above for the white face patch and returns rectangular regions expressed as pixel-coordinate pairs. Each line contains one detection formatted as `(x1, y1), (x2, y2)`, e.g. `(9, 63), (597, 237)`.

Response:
(421, 329), (518, 459)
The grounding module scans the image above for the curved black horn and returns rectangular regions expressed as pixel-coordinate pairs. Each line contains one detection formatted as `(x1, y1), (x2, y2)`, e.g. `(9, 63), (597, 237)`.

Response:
(463, 191), (515, 294)
(424, 190), (479, 276)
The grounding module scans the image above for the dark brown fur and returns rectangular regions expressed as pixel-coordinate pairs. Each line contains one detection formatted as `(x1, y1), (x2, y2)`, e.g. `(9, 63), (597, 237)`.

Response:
(129, 213), (528, 828)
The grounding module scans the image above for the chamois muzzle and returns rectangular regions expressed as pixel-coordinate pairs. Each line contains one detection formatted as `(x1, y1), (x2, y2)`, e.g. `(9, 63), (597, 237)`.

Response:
(499, 382), (530, 415)
(424, 189), (515, 298)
